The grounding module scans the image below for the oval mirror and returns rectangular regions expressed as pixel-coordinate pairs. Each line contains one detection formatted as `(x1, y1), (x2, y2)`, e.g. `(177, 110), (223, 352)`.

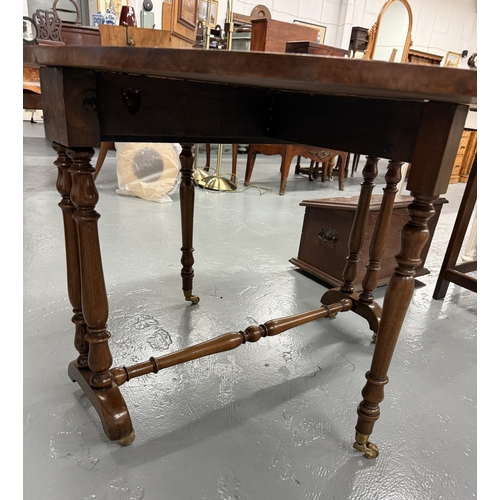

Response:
(365, 0), (413, 63)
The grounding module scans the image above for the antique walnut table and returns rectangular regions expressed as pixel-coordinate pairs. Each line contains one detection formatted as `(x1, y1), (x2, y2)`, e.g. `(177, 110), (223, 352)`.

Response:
(23, 45), (477, 458)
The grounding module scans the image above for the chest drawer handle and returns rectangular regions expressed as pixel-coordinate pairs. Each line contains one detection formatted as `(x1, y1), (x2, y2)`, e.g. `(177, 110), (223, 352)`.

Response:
(318, 227), (338, 243)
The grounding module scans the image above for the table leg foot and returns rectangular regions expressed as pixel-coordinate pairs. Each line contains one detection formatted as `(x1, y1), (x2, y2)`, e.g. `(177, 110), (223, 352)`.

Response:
(117, 430), (135, 446)
(183, 289), (200, 304)
(68, 360), (134, 444)
(353, 431), (379, 459)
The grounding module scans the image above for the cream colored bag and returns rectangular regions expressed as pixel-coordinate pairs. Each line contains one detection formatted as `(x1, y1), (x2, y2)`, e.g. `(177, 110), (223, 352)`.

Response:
(115, 142), (181, 203)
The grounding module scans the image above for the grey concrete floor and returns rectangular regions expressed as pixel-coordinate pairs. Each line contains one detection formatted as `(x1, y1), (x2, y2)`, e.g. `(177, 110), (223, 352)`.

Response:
(23, 121), (477, 500)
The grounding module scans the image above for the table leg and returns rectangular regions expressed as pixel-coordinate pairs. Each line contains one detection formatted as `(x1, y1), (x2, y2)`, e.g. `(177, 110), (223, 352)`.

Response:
(54, 143), (88, 369)
(359, 160), (404, 306)
(353, 194), (436, 458)
(341, 156), (380, 294)
(179, 143), (200, 304)
(64, 146), (134, 445)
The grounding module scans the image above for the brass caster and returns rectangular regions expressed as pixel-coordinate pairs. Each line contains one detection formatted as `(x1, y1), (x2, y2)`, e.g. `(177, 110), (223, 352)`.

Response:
(184, 290), (200, 305)
(117, 430), (135, 446)
(353, 431), (379, 459)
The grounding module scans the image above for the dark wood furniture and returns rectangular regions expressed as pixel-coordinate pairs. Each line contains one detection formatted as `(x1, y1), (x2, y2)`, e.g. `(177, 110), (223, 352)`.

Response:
(250, 18), (320, 52)
(290, 195), (447, 290)
(349, 26), (368, 57)
(23, 45), (476, 459)
(285, 41), (348, 58)
(433, 157), (477, 299)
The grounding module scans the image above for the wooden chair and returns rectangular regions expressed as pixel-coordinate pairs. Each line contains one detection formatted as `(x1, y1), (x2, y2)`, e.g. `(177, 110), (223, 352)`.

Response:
(241, 144), (347, 195)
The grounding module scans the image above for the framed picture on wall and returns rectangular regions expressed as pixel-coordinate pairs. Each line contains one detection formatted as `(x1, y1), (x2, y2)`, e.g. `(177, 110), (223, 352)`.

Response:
(198, 0), (218, 27)
(444, 51), (461, 68)
(178, 0), (198, 30)
(293, 20), (326, 44)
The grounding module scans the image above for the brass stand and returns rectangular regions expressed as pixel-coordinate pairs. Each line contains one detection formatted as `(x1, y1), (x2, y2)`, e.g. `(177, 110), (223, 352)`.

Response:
(193, 143), (210, 185)
(203, 144), (238, 191)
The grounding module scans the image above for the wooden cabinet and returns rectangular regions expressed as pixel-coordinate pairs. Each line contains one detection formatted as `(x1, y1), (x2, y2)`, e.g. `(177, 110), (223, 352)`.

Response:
(450, 130), (477, 184)
(161, 0), (198, 48)
(349, 26), (368, 57)
(290, 195), (447, 290)
(250, 18), (320, 52)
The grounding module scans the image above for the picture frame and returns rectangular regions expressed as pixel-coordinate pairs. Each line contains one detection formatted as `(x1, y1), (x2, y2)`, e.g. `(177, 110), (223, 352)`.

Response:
(444, 51), (461, 68)
(198, 0), (218, 27)
(293, 20), (326, 44)
(97, 0), (127, 14)
(178, 0), (198, 30)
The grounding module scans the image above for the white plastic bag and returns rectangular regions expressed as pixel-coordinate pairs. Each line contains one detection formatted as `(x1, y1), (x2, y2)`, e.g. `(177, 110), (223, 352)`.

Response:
(115, 142), (181, 203)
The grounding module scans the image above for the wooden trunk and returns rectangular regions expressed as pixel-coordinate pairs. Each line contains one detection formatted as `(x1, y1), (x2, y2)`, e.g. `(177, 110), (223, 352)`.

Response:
(290, 195), (447, 290)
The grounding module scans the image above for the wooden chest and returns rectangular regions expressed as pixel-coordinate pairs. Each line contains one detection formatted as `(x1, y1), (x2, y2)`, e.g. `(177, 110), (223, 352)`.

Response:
(290, 195), (447, 290)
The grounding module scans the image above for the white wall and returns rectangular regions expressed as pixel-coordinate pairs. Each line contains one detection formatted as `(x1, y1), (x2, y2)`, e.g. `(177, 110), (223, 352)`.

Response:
(23, 0), (477, 59)
(227, 0), (477, 60)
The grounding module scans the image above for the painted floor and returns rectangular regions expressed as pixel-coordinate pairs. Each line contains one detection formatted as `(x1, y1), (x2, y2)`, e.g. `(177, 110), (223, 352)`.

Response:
(23, 121), (477, 500)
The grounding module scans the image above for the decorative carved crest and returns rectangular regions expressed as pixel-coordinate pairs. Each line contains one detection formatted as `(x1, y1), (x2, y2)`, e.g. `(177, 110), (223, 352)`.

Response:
(32, 9), (63, 43)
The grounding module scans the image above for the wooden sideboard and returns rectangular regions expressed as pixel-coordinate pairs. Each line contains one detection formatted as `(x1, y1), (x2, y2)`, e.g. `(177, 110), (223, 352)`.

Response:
(408, 49), (443, 66)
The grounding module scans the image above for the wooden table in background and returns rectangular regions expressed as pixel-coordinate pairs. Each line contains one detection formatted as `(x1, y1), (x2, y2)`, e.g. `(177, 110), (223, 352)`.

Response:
(23, 45), (476, 458)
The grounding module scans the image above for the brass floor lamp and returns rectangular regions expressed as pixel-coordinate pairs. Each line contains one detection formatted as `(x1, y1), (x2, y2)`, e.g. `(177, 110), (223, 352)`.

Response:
(194, 0), (237, 192)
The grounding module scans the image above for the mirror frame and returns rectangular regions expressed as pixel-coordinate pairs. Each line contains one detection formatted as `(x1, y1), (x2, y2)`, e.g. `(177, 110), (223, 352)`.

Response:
(364, 0), (413, 63)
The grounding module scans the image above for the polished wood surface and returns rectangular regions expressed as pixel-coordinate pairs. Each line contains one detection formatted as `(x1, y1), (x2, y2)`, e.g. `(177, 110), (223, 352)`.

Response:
(23, 46), (476, 106)
(24, 44), (476, 457)
(99, 25), (172, 47)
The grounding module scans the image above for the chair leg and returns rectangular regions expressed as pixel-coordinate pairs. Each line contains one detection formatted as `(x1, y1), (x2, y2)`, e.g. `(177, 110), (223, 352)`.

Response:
(244, 150), (258, 186)
(231, 144), (238, 182)
(204, 143), (211, 171)
(295, 156), (302, 174)
(338, 154), (345, 190)
(279, 148), (295, 195)
(351, 153), (360, 177)
(94, 141), (115, 180)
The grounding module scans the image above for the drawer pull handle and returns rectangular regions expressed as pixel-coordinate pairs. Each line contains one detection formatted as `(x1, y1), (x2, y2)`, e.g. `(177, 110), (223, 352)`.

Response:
(318, 227), (338, 243)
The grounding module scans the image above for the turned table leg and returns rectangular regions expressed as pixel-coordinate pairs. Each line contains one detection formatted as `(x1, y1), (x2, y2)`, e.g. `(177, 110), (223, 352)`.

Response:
(54, 143), (88, 369)
(353, 194), (436, 458)
(179, 143), (200, 304)
(359, 160), (404, 306)
(65, 146), (134, 445)
(341, 156), (380, 294)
